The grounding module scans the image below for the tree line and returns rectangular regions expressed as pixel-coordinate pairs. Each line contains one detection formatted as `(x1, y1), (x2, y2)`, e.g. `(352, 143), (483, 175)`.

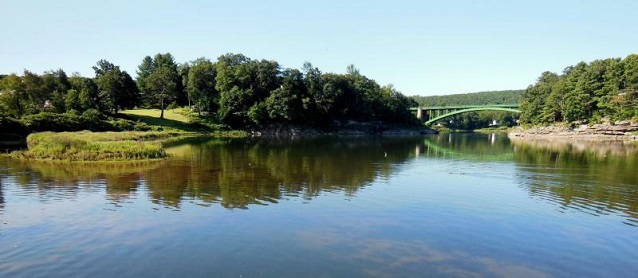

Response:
(411, 90), (523, 107)
(520, 54), (638, 125)
(0, 53), (418, 131)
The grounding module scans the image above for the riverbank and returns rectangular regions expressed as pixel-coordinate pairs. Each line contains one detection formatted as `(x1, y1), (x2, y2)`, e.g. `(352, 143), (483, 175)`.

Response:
(251, 122), (438, 137)
(6, 124), (435, 161)
(3, 108), (437, 161)
(508, 121), (638, 141)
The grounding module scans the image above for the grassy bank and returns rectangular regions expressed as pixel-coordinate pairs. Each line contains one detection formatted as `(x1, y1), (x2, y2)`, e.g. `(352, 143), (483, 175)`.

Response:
(5, 108), (251, 161)
(12, 131), (178, 161)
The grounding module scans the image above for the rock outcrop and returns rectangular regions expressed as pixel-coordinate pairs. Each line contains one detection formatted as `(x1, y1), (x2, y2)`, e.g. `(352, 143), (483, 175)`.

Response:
(508, 121), (638, 140)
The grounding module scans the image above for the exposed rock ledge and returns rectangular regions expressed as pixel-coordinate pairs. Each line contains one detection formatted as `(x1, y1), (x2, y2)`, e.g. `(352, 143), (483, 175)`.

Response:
(251, 122), (438, 137)
(508, 121), (638, 140)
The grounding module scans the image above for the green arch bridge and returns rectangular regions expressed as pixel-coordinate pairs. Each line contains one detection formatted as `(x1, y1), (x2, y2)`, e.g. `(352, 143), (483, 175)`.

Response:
(410, 104), (521, 125)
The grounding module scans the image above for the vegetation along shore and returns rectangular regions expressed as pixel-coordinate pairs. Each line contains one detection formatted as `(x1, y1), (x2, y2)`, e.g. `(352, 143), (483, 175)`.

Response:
(0, 52), (430, 160)
(2, 52), (638, 160)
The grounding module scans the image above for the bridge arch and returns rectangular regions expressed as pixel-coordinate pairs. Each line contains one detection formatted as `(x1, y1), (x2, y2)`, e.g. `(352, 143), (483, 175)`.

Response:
(424, 107), (521, 126)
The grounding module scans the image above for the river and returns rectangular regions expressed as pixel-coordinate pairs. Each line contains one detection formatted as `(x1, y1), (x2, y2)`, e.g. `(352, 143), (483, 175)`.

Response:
(0, 134), (636, 277)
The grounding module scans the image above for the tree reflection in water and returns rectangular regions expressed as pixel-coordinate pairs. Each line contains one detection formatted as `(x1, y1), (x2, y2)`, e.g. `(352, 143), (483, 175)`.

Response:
(3, 135), (638, 224)
(511, 138), (638, 225)
(2, 137), (422, 209)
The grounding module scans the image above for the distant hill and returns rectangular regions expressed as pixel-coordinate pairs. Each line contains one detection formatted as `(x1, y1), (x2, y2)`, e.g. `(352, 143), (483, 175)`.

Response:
(410, 90), (523, 107)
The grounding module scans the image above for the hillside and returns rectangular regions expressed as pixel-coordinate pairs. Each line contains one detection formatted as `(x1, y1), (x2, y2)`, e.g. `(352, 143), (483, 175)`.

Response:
(411, 90), (523, 107)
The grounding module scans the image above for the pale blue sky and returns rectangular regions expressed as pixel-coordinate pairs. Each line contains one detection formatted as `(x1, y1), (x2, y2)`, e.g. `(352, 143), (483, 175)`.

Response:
(1, 0), (636, 96)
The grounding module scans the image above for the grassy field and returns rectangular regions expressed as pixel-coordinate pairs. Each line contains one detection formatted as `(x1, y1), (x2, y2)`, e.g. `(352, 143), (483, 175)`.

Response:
(120, 108), (192, 123)
(119, 108), (205, 132)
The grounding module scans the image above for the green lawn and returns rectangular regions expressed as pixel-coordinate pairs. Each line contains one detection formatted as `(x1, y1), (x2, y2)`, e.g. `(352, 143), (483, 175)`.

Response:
(119, 108), (202, 132)
(120, 108), (192, 122)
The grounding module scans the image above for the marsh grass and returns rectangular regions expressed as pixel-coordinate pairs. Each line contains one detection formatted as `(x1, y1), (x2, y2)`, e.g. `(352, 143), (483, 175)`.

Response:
(15, 131), (181, 161)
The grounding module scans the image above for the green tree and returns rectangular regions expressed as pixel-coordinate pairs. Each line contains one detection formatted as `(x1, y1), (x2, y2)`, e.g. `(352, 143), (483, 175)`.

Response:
(22, 70), (47, 114)
(42, 69), (71, 113)
(520, 71), (558, 124)
(177, 62), (191, 106)
(620, 54), (638, 118)
(146, 66), (178, 119)
(623, 54), (638, 90)
(136, 56), (154, 104)
(377, 84), (416, 123)
(93, 60), (140, 114)
(65, 89), (81, 112)
(562, 62), (590, 122)
(0, 74), (27, 117)
(598, 58), (624, 118)
(318, 73), (348, 121)
(302, 62), (325, 124)
(265, 69), (307, 123)
(137, 53), (181, 108)
(215, 53), (282, 127)
(186, 58), (217, 115)
(69, 74), (100, 111)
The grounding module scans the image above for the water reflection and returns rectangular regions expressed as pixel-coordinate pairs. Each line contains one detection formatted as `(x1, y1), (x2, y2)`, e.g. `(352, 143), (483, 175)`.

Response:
(0, 178), (4, 211)
(511, 138), (638, 225)
(2, 134), (638, 224)
(416, 133), (514, 161)
(1, 137), (423, 210)
(2, 134), (637, 277)
(151, 137), (422, 209)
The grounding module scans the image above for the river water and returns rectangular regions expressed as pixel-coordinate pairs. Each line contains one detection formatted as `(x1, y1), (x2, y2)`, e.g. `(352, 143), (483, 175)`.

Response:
(0, 134), (636, 277)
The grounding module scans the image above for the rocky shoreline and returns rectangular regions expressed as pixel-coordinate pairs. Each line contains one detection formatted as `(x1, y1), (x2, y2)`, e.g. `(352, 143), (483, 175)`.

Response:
(508, 121), (638, 141)
(251, 122), (439, 137)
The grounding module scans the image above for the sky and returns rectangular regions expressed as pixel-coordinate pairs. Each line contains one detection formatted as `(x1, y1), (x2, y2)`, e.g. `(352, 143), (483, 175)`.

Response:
(1, 0), (637, 96)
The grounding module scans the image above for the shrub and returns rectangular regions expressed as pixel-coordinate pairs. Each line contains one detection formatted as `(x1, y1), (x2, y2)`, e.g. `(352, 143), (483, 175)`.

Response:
(18, 111), (118, 132)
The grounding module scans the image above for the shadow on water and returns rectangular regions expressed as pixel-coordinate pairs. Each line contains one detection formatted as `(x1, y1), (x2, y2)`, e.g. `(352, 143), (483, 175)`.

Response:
(511, 138), (638, 226)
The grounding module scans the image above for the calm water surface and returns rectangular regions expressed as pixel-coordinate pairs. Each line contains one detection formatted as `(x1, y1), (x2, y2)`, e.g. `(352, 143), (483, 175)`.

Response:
(1, 134), (637, 277)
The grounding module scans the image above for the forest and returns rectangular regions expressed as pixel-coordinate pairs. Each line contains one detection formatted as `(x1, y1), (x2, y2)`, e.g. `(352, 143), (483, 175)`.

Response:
(411, 89), (522, 107)
(520, 54), (638, 125)
(0, 53), (418, 136)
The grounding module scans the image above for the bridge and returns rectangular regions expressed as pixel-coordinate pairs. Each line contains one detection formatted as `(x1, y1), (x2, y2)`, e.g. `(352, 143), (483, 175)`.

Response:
(410, 104), (521, 125)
